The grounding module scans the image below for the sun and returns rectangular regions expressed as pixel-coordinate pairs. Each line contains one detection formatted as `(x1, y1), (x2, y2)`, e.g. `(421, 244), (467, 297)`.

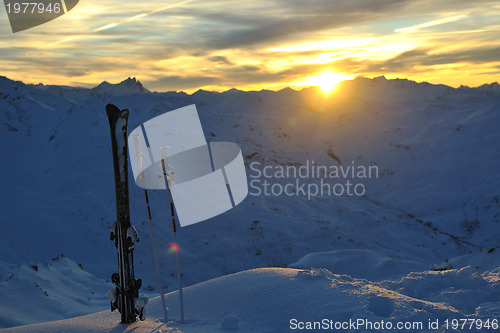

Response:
(299, 70), (353, 94)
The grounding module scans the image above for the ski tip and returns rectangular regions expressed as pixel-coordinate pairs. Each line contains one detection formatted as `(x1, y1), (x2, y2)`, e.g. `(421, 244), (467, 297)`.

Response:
(106, 104), (120, 113)
(106, 104), (129, 122)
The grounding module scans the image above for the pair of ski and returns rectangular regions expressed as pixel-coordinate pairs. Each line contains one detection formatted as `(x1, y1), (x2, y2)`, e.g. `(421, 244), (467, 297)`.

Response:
(105, 104), (183, 324)
(106, 104), (145, 323)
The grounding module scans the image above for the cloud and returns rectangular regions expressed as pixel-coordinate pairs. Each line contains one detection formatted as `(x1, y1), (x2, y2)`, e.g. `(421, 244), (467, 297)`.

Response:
(1, 0), (500, 90)
(146, 75), (220, 91)
(358, 45), (500, 73)
(196, 0), (412, 49)
(395, 14), (467, 33)
(207, 56), (232, 65)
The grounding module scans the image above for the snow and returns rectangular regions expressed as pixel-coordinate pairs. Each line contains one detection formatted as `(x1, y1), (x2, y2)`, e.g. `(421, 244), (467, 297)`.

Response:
(0, 256), (110, 328)
(0, 76), (499, 330)
(2, 267), (499, 332)
(289, 249), (429, 281)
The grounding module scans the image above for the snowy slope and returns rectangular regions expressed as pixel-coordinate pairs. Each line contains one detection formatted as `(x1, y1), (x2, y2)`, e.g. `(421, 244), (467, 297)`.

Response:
(0, 75), (499, 328)
(0, 256), (110, 328)
(3, 267), (500, 333)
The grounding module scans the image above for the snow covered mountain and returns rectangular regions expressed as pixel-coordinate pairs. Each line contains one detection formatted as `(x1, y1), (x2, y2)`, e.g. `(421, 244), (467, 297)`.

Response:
(0, 76), (499, 330)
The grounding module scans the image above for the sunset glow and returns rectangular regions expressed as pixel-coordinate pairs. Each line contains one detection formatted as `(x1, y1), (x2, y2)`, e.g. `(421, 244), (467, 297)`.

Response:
(0, 1), (499, 92)
(295, 71), (353, 94)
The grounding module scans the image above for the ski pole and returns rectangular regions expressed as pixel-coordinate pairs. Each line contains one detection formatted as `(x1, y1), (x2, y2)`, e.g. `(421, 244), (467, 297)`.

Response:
(131, 132), (168, 322)
(168, 198), (184, 324)
(144, 189), (168, 323)
(160, 148), (185, 324)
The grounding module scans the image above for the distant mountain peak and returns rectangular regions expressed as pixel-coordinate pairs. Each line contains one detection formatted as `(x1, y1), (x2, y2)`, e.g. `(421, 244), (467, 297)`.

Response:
(0, 75), (23, 87)
(224, 88), (241, 93)
(92, 77), (150, 95)
(278, 87), (297, 93)
(95, 81), (111, 88)
(122, 77), (136, 83)
(117, 77), (149, 93)
(119, 77), (144, 90)
(479, 82), (500, 90)
(192, 89), (218, 97)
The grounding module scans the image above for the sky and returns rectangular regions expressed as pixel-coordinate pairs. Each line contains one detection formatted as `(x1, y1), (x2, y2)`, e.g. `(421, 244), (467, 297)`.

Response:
(1, 0), (500, 93)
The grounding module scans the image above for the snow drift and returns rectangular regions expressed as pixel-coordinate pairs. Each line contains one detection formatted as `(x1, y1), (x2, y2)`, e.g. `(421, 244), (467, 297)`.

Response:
(3, 267), (499, 332)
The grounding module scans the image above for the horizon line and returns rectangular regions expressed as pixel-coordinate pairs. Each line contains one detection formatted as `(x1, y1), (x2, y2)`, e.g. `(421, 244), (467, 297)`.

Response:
(1, 75), (499, 95)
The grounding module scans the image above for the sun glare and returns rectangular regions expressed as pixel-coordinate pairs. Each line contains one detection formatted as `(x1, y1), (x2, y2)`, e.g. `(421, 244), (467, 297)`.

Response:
(299, 71), (353, 94)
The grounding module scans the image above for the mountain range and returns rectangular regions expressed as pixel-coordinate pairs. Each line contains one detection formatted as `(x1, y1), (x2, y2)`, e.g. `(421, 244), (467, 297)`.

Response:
(0, 75), (499, 329)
